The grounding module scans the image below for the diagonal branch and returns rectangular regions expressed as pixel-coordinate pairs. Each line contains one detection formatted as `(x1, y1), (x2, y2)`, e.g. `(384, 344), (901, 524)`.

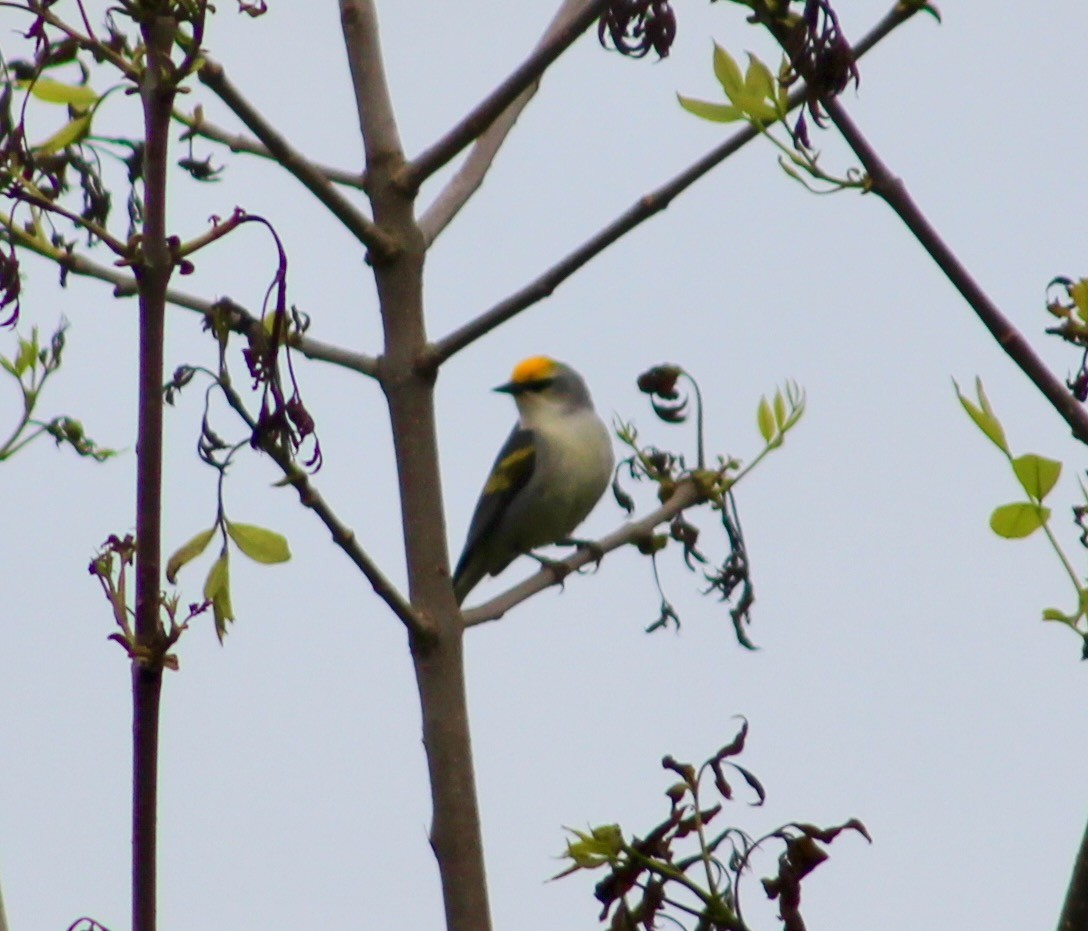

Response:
(219, 381), (430, 639)
(822, 98), (1088, 443)
(197, 58), (400, 261)
(0, 229), (380, 376)
(419, 0), (599, 246)
(462, 480), (701, 626)
(172, 108), (366, 189)
(401, 0), (607, 196)
(424, 2), (924, 369)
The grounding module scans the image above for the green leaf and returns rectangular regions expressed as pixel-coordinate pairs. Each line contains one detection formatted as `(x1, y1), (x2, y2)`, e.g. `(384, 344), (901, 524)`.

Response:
(1011, 453), (1061, 502)
(773, 389), (787, 430)
(989, 502), (1049, 539)
(203, 551), (234, 643)
(23, 78), (98, 109)
(165, 526), (216, 583)
(35, 114), (92, 154)
(226, 521), (291, 564)
(13, 338), (36, 377)
(712, 43), (743, 101)
(203, 550), (229, 601)
(561, 824), (623, 868)
(1042, 607), (1073, 624)
(757, 396), (775, 442)
(737, 54), (781, 122)
(744, 53), (775, 102)
(211, 586), (234, 643)
(954, 378), (1008, 454)
(677, 94), (742, 123)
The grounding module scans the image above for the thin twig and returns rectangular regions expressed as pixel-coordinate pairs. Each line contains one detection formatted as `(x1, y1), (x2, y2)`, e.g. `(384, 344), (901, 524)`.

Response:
(462, 480), (701, 626)
(823, 97), (1088, 444)
(173, 108), (366, 188)
(419, 0), (598, 246)
(197, 58), (400, 261)
(1, 229), (380, 375)
(218, 381), (431, 639)
(401, 0), (606, 194)
(424, 2), (924, 369)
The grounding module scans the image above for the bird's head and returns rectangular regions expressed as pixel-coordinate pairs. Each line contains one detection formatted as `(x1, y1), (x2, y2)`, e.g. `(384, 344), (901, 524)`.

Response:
(495, 356), (594, 420)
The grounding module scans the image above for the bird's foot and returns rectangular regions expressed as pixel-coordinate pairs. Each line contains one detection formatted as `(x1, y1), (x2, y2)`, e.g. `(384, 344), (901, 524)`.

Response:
(526, 552), (572, 590)
(556, 536), (605, 573)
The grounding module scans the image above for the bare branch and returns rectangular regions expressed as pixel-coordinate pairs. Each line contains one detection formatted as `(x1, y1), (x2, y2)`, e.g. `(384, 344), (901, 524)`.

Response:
(425, 2), (923, 369)
(218, 381), (430, 639)
(173, 108), (366, 189)
(2, 235), (381, 376)
(402, 0), (607, 196)
(339, 0), (405, 171)
(419, 0), (600, 246)
(463, 480), (701, 626)
(823, 97), (1088, 443)
(197, 58), (400, 261)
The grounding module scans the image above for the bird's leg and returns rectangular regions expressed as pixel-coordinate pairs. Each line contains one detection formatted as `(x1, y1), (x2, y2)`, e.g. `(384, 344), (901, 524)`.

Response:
(555, 536), (605, 572)
(524, 550), (572, 589)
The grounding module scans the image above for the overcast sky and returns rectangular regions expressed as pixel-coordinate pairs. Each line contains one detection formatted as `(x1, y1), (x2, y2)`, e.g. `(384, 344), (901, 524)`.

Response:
(3, 2), (1087, 929)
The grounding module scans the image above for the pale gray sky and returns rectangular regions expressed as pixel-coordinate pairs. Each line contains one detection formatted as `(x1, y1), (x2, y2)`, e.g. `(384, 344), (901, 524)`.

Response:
(3, 2), (1087, 929)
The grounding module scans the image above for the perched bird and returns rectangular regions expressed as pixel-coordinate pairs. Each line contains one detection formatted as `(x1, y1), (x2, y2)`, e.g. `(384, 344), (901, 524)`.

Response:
(453, 356), (614, 604)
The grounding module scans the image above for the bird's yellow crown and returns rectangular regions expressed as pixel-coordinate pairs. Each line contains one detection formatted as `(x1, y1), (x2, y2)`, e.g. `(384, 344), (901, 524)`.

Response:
(510, 355), (558, 385)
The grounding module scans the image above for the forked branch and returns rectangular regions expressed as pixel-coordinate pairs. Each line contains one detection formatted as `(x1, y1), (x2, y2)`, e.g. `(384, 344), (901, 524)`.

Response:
(218, 382), (429, 639)
(401, 0), (607, 196)
(198, 58), (400, 261)
(419, 0), (604, 245)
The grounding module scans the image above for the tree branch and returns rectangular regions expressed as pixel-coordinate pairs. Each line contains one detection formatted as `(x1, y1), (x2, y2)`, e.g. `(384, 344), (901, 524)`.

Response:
(0, 228), (380, 376)
(339, 7), (493, 928)
(197, 58), (400, 261)
(339, 0), (404, 172)
(132, 15), (178, 931)
(406, 0), (606, 200)
(218, 381), (430, 639)
(463, 480), (701, 626)
(173, 107), (366, 189)
(821, 96), (1088, 443)
(424, 2), (923, 369)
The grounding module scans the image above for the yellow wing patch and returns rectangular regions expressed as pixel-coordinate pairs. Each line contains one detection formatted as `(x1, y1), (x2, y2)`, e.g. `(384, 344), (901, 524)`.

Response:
(484, 446), (533, 493)
(510, 355), (558, 385)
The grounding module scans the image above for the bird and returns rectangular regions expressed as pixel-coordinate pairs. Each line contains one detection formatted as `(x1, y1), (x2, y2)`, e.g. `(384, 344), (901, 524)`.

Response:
(453, 356), (615, 604)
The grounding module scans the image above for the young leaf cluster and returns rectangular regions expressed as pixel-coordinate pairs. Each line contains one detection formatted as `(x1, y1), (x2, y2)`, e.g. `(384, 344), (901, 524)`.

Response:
(956, 378), (1088, 655)
(615, 368), (804, 646)
(556, 721), (868, 931)
(89, 534), (201, 671)
(165, 444), (292, 643)
(678, 39), (866, 193)
(0, 322), (115, 462)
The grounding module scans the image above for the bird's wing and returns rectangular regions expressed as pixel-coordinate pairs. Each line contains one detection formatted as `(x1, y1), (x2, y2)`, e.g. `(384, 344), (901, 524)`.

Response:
(453, 426), (536, 583)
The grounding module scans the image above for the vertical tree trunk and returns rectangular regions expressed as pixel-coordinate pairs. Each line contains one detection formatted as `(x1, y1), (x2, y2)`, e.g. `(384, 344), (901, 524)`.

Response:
(132, 15), (177, 931)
